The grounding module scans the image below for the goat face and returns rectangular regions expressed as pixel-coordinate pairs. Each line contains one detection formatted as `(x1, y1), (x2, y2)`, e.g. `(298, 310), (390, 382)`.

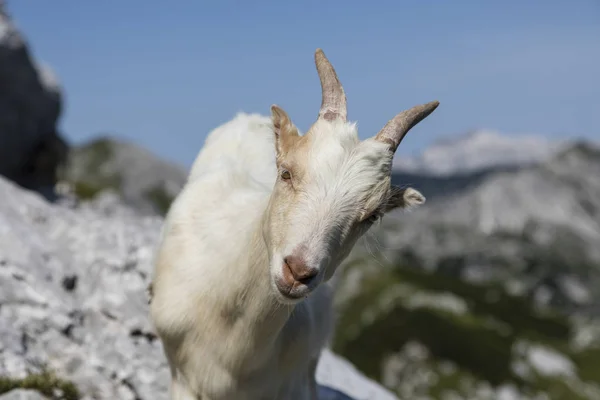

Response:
(262, 49), (439, 304)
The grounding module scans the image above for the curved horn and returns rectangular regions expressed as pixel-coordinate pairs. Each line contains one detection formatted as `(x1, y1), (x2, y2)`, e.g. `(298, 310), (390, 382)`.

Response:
(315, 49), (347, 122)
(374, 101), (440, 152)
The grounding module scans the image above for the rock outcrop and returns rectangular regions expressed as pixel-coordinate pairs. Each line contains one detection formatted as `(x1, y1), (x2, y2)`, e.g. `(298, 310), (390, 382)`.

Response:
(0, 3), (67, 198)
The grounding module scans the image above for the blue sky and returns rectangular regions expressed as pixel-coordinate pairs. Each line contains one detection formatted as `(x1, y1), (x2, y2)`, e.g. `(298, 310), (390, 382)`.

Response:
(7, 0), (600, 168)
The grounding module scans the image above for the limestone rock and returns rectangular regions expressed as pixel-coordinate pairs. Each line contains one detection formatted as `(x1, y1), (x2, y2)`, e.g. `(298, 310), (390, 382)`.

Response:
(0, 390), (48, 400)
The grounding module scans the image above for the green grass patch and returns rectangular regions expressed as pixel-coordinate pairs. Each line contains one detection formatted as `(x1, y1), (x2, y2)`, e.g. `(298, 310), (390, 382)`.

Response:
(58, 137), (124, 201)
(392, 265), (571, 341)
(0, 370), (79, 400)
(572, 347), (600, 384)
(335, 300), (517, 386)
(75, 138), (115, 172)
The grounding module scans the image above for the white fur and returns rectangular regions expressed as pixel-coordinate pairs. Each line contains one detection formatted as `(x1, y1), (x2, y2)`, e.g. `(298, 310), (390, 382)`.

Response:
(150, 112), (419, 400)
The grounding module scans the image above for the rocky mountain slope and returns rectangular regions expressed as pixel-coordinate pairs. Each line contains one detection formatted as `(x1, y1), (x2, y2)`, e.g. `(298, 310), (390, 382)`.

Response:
(393, 129), (568, 176)
(0, 176), (398, 400)
(0, 3), (67, 198)
(58, 137), (188, 216)
(383, 141), (600, 313)
(333, 252), (600, 400)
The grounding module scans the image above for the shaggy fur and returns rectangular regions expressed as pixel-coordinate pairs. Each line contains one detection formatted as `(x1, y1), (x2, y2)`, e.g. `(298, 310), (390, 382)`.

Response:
(150, 49), (436, 400)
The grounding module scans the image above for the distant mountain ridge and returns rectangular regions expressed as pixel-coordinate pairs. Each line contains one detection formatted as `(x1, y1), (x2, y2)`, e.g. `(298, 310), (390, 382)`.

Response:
(393, 129), (571, 176)
(383, 140), (600, 313)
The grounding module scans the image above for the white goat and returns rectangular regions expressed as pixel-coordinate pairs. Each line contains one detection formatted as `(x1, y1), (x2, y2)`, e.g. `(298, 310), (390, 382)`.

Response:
(149, 49), (439, 400)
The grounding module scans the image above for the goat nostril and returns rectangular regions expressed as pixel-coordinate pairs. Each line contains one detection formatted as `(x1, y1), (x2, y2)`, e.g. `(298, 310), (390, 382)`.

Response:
(297, 269), (318, 285)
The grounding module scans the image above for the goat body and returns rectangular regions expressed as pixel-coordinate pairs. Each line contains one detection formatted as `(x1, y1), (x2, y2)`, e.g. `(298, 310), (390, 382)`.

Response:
(150, 49), (438, 400)
(151, 113), (331, 399)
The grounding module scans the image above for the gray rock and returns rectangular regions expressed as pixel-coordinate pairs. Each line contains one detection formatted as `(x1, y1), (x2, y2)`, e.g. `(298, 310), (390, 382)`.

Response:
(0, 177), (167, 399)
(0, 3), (67, 197)
(0, 390), (47, 400)
(0, 176), (398, 400)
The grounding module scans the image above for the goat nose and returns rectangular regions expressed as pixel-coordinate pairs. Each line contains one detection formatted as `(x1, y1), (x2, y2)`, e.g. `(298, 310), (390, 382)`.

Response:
(283, 256), (318, 285)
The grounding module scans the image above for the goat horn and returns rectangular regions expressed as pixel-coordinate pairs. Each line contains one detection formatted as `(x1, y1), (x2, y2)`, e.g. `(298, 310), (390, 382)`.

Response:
(374, 101), (440, 152)
(315, 49), (347, 122)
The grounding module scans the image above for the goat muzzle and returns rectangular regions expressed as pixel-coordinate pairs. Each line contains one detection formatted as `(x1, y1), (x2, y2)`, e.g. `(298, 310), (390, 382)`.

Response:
(274, 255), (318, 300)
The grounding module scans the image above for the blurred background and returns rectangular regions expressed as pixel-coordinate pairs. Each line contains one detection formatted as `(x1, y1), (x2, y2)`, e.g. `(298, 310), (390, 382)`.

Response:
(1, 1), (599, 399)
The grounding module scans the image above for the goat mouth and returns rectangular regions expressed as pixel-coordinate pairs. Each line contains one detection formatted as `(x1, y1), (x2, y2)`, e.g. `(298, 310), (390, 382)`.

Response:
(274, 280), (311, 301)
(279, 291), (306, 301)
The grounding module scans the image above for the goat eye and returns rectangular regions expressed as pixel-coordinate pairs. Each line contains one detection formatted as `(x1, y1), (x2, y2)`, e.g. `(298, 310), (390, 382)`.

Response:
(363, 210), (382, 224)
(367, 214), (379, 223)
(280, 170), (291, 181)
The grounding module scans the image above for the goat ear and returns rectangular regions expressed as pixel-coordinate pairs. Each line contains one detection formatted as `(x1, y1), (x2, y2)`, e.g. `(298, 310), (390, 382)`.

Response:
(271, 104), (299, 156)
(382, 186), (426, 213)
